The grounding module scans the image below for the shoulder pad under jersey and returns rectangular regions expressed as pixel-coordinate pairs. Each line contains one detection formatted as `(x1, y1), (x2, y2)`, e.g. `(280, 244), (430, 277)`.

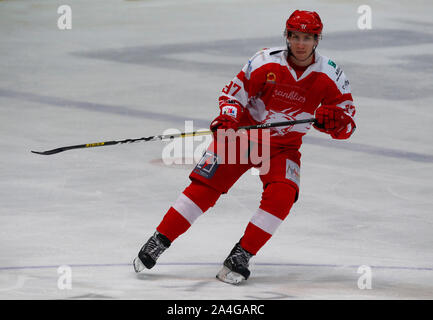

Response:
(244, 47), (285, 79)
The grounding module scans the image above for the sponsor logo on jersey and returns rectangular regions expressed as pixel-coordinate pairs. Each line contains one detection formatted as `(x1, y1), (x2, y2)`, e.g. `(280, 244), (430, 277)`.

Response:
(285, 159), (300, 187)
(263, 110), (296, 136)
(221, 106), (238, 118)
(266, 72), (276, 83)
(246, 60), (253, 76)
(336, 68), (343, 82)
(328, 59), (337, 68)
(193, 151), (220, 179)
(342, 79), (350, 91)
(273, 89), (306, 104)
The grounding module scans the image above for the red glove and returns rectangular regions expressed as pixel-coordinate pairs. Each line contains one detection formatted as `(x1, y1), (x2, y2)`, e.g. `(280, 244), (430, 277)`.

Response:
(210, 104), (243, 139)
(313, 105), (356, 139)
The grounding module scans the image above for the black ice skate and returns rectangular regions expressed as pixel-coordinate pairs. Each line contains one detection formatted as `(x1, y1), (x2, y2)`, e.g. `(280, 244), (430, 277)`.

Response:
(133, 231), (171, 273)
(216, 242), (254, 284)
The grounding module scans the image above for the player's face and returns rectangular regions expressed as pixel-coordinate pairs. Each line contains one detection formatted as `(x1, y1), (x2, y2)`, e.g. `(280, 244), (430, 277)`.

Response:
(287, 31), (318, 61)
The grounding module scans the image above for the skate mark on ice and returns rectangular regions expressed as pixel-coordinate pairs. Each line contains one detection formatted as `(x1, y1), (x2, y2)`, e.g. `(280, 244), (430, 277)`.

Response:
(0, 88), (207, 126)
(136, 272), (215, 291)
(159, 280), (213, 292)
(302, 136), (433, 163)
(0, 275), (31, 292)
(245, 291), (294, 300)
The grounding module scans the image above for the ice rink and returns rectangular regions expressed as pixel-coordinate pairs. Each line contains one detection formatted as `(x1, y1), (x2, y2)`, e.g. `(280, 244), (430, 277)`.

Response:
(1, 0), (432, 300)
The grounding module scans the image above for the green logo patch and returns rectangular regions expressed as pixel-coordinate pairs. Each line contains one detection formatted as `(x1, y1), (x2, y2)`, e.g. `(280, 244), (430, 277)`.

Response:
(328, 60), (336, 68)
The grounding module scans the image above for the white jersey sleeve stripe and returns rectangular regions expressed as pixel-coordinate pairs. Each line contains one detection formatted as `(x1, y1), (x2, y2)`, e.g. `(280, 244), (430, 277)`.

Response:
(336, 100), (354, 108)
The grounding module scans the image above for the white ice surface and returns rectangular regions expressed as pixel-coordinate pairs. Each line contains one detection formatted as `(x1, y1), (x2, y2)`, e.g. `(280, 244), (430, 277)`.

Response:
(1, 0), (432, 300)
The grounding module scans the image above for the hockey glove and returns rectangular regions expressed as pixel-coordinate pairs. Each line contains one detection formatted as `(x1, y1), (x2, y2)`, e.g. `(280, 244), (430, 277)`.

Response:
(210, 104), (244, 139)
(313, 105), (356, 139)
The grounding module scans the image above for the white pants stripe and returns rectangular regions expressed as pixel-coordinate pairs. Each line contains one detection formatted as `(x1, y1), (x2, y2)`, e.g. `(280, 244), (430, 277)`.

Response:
(250, 208), (283, 235)
(172, 193), (203, 225)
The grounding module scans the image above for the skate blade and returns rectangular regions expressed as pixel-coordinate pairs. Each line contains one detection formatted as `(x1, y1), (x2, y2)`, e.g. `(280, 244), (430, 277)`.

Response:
(216, 266), (245, 285)
(133, 257), (145, 273)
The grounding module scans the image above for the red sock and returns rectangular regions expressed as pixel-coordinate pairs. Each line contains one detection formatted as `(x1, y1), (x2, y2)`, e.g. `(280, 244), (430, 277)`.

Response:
(240, 182), (297, 255)
(240, 223), (272, 255)
(156, 207), (191, 242)
(157, 180), (221, 242)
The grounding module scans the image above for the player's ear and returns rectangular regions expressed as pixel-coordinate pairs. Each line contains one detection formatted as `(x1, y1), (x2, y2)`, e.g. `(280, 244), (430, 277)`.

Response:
(313, 36), (319, 50)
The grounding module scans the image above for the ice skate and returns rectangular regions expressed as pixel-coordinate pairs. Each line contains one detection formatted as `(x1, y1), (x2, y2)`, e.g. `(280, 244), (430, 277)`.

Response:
(133, 231), (171, 273)
(216, 242), (253, 284)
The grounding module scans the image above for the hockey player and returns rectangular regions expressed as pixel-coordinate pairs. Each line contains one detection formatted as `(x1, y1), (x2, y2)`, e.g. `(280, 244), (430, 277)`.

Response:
(133, 10), (356, 284)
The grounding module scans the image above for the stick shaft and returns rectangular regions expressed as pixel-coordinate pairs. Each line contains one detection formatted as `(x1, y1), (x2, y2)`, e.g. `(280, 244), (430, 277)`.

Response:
(31, 118), (315, 155)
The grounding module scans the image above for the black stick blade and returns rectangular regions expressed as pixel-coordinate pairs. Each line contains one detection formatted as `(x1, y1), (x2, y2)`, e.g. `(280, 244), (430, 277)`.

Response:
(31, 150), (48, 155)
(31, 148), (69, 155)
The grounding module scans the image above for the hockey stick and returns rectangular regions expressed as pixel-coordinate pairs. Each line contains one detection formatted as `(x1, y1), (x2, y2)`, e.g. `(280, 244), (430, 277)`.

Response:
(31, 118), (316, 155)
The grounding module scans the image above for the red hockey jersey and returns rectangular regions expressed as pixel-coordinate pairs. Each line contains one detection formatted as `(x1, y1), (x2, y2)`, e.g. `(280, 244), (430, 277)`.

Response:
(219, 47), (356, 149)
